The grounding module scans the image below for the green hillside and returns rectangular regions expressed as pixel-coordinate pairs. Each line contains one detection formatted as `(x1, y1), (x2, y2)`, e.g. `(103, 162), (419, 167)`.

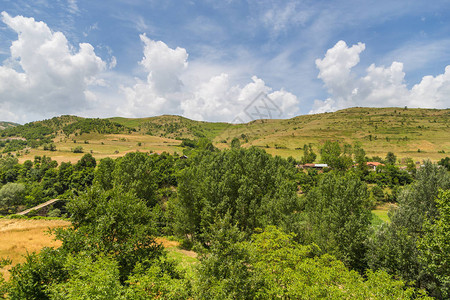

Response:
(0, 121), (19, 130)
(0, 107), (448, 163)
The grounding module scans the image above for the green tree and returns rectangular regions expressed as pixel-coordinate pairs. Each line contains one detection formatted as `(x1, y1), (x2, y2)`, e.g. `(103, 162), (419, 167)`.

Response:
(113, 152), (157, 206)
(367, 161), (450, 294)
(418, 189), (450, 299)
(94, 157), (115, 191)
(320, 141), (352, 170)
(300, 143), (316, 164)
(230, 137), (241, 149)
(385, 151), (397, 165)
(0, 182), (26, 208)
(55, 186), (163, 282)
(48, 254), (126, 300)
(175, 147), (300, 244)
(304, 172), (372, 272)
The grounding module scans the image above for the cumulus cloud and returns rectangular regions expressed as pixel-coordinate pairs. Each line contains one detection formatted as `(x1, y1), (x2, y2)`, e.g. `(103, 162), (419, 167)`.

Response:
(0, 12), (106, 122)
(310, 40), (450, 114)
(120, 35), (300, 122)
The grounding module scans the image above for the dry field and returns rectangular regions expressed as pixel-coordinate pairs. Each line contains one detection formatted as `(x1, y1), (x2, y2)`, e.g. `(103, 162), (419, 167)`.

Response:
(0, 219), (71, 280)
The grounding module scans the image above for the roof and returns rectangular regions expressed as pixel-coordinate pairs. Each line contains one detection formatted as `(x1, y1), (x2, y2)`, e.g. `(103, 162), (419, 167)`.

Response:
(366, 162), (384, 166)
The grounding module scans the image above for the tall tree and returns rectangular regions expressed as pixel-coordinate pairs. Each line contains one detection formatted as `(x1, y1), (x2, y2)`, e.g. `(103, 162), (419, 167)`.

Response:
(304, 172), (372, 272)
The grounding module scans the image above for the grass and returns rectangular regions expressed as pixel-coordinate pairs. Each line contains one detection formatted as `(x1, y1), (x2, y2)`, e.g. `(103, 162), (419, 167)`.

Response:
(155, 237), (198, 277)
(0, 219), (71, 280)
(372, 209), (390, 223)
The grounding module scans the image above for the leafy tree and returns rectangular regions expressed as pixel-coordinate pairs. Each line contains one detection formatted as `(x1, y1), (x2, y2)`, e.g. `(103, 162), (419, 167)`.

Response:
(48, 254), (126, 300)
(75, 153), (96, 170)
(438, 156), (450, 171)
(231, 137), (241, 149)
(175, 147), (300, 244)
(7, 248), (68, 300)
(113, 152), (158, 206)
(194, 226), (430, 299)
(304, 172), (372, 272)
(354, 143), (368, 174)
(94, 157), (115, 190)
(55, 186), (163, 281)
(72, 146), (83, 153)
(418, 189), (450, 299)
(320, 141), (352, 170)
(193, 215), (258, 299)
(367, 161), (450, 294)
(0, 182), (26, 208)
(385, 151), (397, 165)
(300, 143), (316, 164)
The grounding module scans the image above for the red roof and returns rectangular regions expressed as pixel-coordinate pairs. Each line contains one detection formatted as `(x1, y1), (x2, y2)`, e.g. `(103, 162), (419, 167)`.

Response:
(366, 162), (384, 166)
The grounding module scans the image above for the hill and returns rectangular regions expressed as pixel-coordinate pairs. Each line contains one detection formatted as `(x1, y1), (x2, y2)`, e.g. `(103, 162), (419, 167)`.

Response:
(0, 107), (448, 163)
(0, 121), (19, 130)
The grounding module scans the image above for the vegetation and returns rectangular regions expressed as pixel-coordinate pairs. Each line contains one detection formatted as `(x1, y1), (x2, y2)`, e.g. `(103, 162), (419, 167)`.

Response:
(0, 112), (448, 298)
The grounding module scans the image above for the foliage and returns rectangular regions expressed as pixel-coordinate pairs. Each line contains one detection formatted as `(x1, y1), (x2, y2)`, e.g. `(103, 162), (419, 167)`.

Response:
(0, 183), (26, 208)
(366, 161), (450, 296)
(320, 141), (353, 170)
(300, 143), (316, 164)
(230, 137), (240, 149)
(418, 189), (450, 299)
(195, 226), (430, 299)
(303, 172), (372, 272)
(385, 151), (397, 165)
(175, 147), (300, 244)
(55, 186), (163, 282)
(48, 254), (126, 300)
(7, 248), (68, 300)
(438, 156), (450, 171)
(112, 152), (158, 206)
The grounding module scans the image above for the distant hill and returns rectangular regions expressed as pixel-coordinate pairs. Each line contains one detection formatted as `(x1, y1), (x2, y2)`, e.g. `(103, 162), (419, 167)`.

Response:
(0, 107), (448, 163)
(0, 121), (19, 130)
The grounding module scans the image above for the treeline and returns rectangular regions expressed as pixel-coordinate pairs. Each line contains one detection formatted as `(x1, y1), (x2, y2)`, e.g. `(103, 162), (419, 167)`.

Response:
(0, 143), (449, 299)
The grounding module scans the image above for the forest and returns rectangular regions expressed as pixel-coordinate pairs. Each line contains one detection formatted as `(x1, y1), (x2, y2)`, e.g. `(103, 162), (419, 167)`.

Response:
(0, 139), (449, 299)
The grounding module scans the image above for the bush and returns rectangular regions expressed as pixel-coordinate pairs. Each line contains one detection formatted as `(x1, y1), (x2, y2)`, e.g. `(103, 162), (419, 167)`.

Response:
(72, 146), (83, 153)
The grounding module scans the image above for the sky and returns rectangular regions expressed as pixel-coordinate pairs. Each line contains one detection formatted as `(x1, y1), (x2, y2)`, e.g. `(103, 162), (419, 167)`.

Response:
(0, 0), (450, 124)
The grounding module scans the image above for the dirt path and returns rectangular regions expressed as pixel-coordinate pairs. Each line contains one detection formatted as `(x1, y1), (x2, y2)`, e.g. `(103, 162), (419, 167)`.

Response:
(16, 199), (62, 215)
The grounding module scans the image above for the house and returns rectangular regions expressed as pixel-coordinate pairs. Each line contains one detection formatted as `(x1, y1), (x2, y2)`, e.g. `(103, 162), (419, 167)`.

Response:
(366, 161), (384, 171)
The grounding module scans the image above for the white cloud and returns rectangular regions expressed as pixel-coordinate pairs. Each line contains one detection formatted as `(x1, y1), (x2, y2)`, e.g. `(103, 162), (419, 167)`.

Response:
(310, 40), (450, 114)
(0, 12), (106, 122)
(120, 35), (301, 122)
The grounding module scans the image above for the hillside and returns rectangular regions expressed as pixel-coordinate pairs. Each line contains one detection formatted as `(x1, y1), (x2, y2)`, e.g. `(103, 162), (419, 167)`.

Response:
(0, 121), (19, 130)
(0, 107), (448, 163)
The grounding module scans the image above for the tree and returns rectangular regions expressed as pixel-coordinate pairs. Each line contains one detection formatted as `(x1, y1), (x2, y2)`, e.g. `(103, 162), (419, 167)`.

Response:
(175, 147), (300, 244)
(72, 146), (83, 153)
(94, 157), (115, 190)
(113, 152), (158, 206)
(304, 172), (372, 272)
(300, 143), (316, 164)
(418, 189), (450, 299)
(354, 143), (367, 174)
(230, 137), (241, 149)
(55, 186), (163, 282)
(367, 161), (450, 294)
(0, 182), (26, 208)
(385, 151), (397, 165)
(320, 141), (352, 170)
(438, 157), (450, 171)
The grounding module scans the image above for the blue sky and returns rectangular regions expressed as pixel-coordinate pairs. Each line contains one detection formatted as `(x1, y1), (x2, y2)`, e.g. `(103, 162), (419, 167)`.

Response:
(0, 0), (450, 123)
